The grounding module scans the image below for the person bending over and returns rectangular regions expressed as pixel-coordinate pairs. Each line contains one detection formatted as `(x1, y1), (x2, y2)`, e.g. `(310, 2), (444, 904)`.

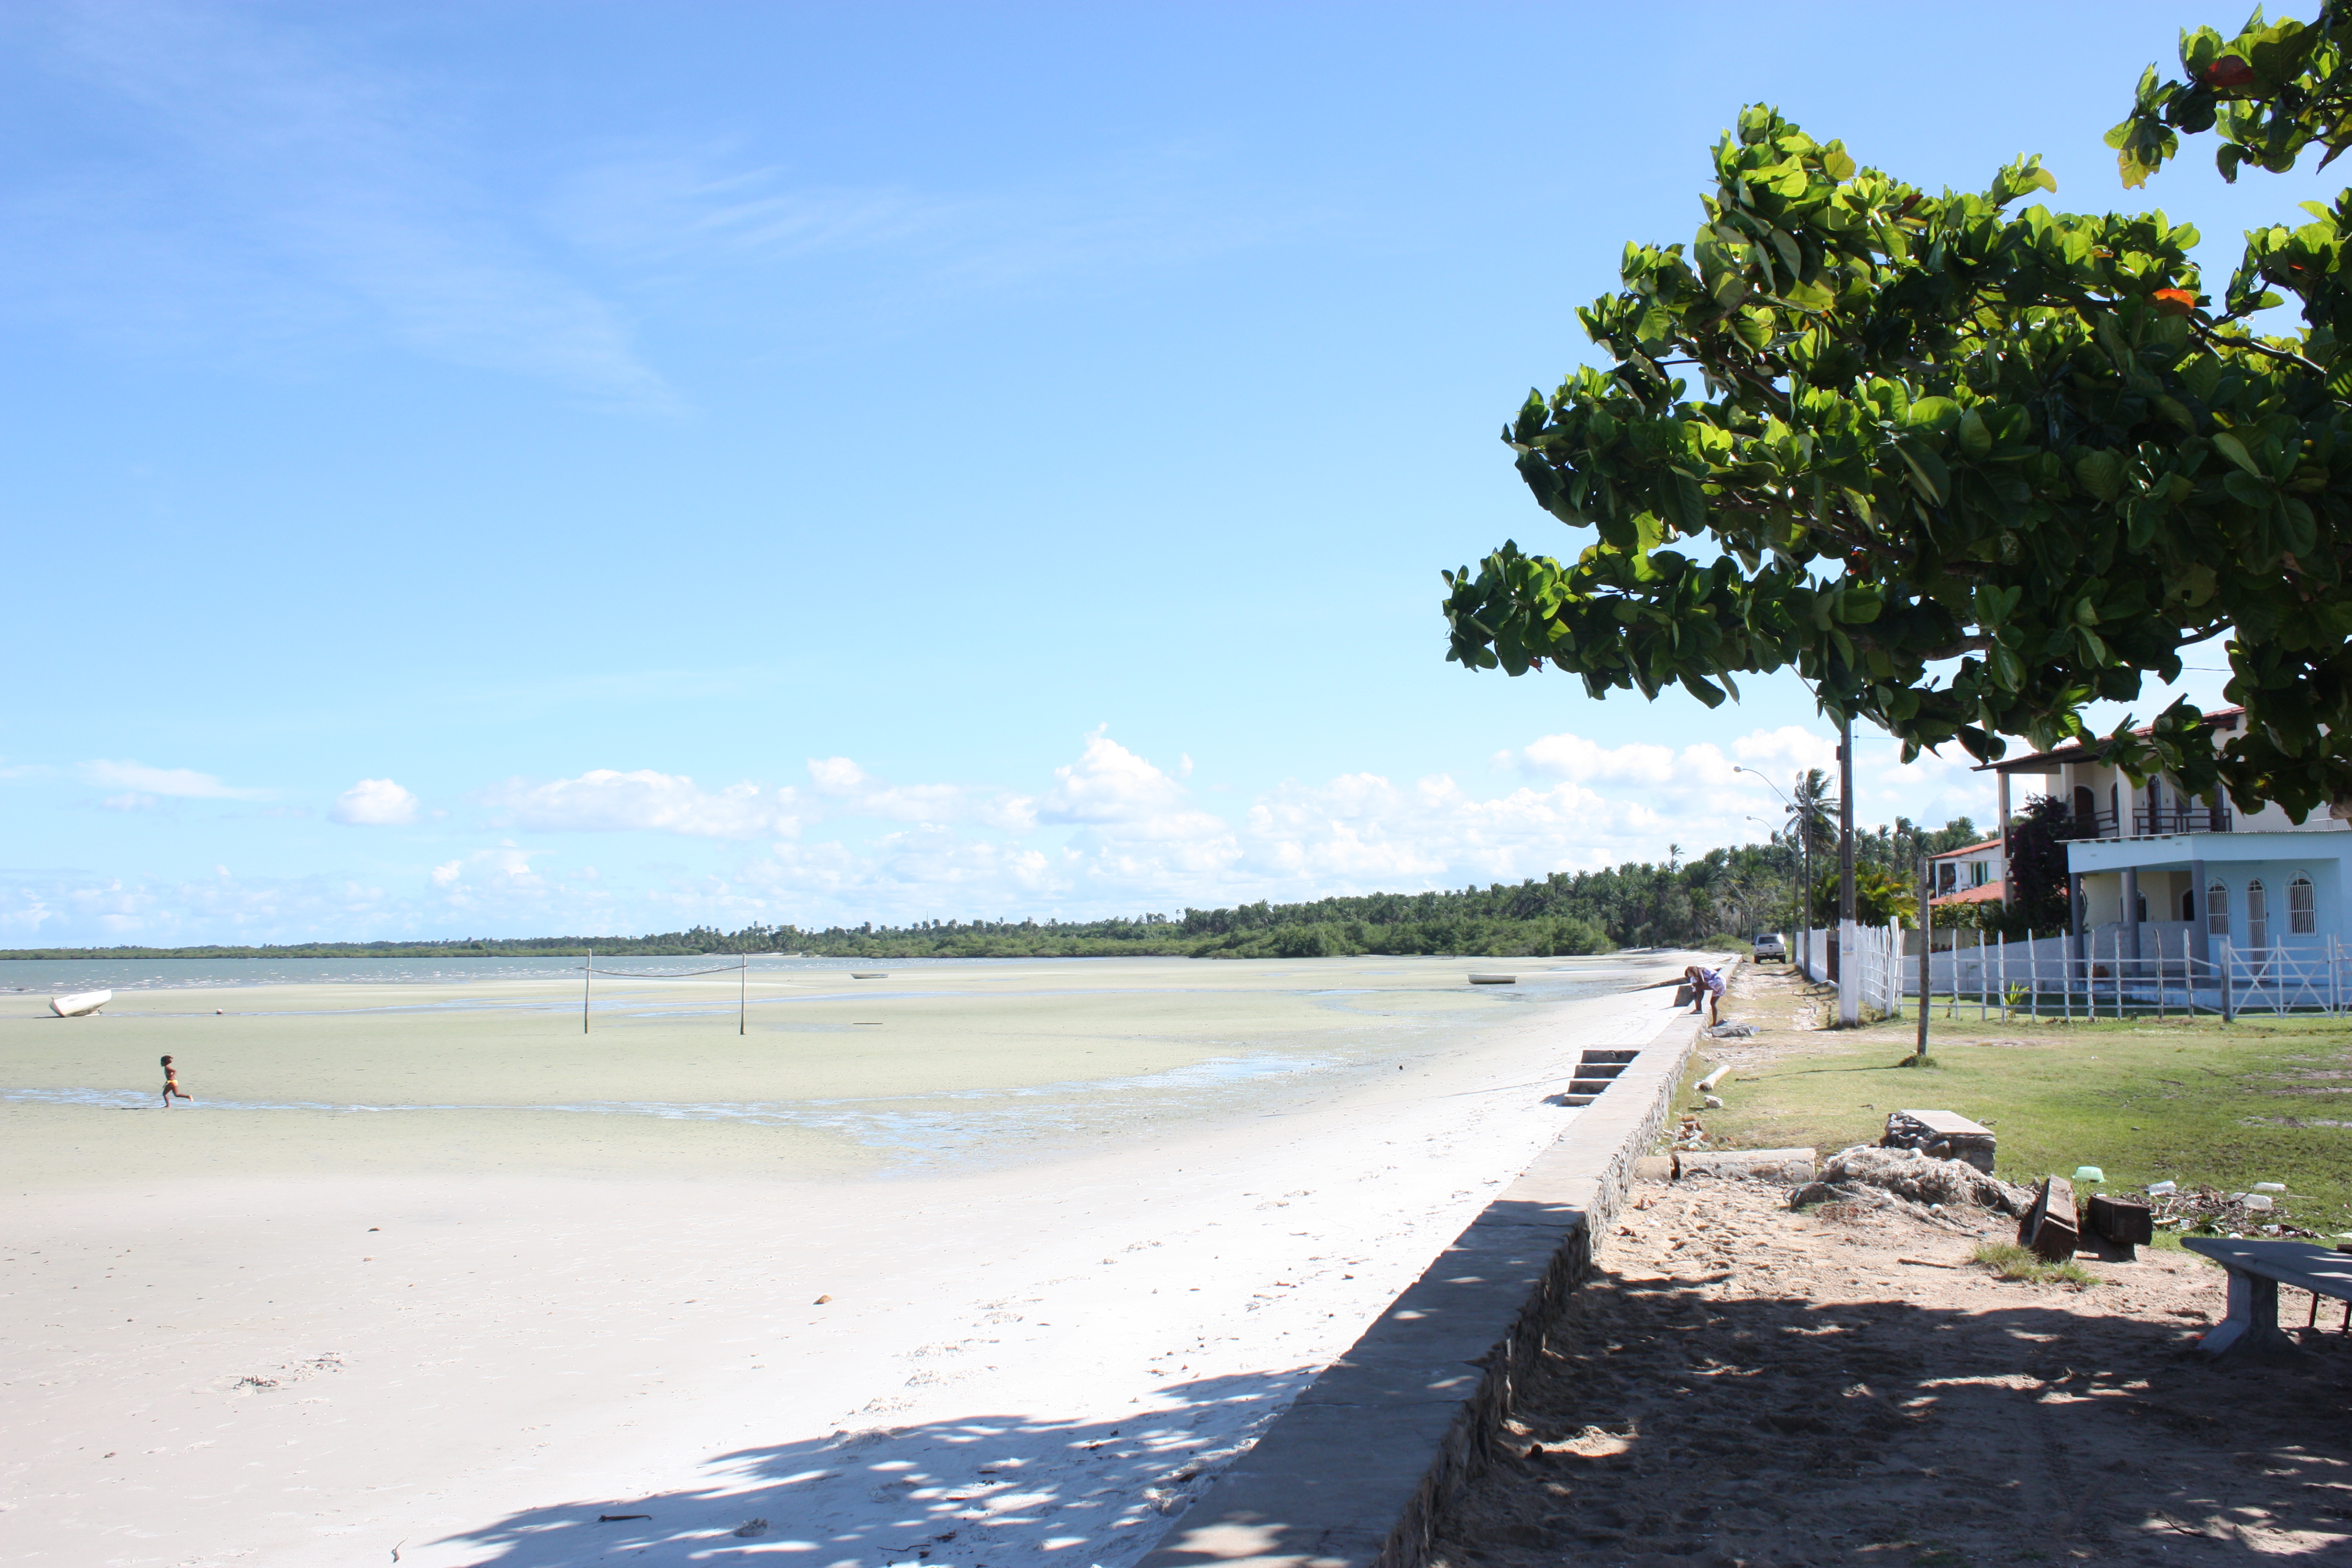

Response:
(160, 1055), (191, 1108)
(1684, 965), (1725, 1027)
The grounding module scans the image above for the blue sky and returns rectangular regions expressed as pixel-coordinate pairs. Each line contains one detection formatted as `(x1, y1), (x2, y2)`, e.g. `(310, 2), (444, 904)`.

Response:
(0, 2), (2314, 945)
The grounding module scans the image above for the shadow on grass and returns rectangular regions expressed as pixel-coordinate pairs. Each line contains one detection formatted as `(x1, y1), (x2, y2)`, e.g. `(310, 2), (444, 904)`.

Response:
(427, 1369), (1305, 1568)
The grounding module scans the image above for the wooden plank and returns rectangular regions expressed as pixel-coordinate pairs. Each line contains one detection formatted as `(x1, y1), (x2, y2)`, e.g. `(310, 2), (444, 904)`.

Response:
(2020, 1174), (2077, 1262)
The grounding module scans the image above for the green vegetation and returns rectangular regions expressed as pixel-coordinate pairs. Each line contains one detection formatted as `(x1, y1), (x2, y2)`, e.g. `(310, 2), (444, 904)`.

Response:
(1444, 4), (2352, 820)
(1701, 1011), (2352, 1234)
(0, 818), (1980, 964)
(1970, 1240), (2101, 1288)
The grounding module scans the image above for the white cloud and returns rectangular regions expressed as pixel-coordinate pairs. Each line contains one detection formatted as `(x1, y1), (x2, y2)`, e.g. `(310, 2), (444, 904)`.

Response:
(80, 759), (268, 800)
(1036, 731), (1190, 825)
(480, 769), (802, 839)
(805, 757), (997, 824)
(10, 722), (2010, 944)
(331, 777), (418, 826)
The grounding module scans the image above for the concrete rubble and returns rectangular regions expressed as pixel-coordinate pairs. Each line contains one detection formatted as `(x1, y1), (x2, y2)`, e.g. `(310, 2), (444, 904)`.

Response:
(1789, 1144), (2035, 1218)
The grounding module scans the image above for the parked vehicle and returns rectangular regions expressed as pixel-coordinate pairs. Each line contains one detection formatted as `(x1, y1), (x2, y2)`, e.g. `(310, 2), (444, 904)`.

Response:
(1751, 933), (1787, 962)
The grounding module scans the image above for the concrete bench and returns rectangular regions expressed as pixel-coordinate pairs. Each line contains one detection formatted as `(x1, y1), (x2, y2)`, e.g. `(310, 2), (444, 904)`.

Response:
(2181, 1237), (2352, 1355)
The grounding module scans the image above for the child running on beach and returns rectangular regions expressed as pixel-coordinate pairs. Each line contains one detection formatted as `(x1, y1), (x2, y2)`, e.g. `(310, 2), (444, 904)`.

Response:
(160, 1055), (190, 1108)
(1684, 965), (1725, 1027)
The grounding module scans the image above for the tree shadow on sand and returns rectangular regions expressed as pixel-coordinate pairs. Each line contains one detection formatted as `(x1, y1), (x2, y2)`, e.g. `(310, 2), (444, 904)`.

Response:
(429, 1368), (1311, 1568)
(1425, 1265), (2352, 1566)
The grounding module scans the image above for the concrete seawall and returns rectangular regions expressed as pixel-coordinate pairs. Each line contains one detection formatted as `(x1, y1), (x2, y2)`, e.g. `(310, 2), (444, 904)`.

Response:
(1140, 986), (1711, 1568)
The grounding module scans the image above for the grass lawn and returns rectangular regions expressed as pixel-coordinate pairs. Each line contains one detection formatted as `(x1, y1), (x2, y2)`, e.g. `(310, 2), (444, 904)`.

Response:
(1689, 972), (2352, 1238)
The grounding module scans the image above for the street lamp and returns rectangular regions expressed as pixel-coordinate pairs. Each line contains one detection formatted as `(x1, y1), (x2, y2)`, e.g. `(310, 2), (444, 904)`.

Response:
(1736, 766), (1812, 977)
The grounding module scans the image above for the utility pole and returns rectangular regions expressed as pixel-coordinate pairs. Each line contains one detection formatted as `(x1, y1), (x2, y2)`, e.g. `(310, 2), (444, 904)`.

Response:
(1915, 858), (1932, 1060)
(1838, 712), (1856, 927)
(1800, 807), (1812, 981)
(583, 947), (592, 1035)
(1837, 713), (1859, 1026)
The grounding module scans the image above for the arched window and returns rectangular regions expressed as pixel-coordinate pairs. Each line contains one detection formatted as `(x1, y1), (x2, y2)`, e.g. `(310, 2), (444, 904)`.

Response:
(2073, 785), (2097, 829)
(2290, 875), (2317, 935)
(2208, 883), (2229, 937)
(2247, 879), (2269, 949)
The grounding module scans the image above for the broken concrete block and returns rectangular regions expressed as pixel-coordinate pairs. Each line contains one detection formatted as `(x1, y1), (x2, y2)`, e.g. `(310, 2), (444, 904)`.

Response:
(1882, 1108), (1996, 1174)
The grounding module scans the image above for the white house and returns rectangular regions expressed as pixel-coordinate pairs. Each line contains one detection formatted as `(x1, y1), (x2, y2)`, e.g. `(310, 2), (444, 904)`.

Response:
(1928, 835), (2005, 909)
(1979, 705), (2349, 966)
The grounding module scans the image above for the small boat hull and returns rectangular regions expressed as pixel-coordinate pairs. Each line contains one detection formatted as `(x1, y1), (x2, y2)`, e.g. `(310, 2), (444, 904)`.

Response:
(49, 989), (113, 1017)
(1468, 973), (1517, 985)
(850, 972), (888, 979)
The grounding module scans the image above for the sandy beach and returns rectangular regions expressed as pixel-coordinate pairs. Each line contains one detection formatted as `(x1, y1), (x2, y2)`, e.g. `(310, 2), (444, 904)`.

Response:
(1, 953), (1705, 1567)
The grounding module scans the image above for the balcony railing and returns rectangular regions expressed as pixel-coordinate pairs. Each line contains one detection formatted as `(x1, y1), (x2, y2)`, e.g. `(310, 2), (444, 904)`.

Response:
(2060, 803), (2232, 840)
(2135, 802), (2233, 836)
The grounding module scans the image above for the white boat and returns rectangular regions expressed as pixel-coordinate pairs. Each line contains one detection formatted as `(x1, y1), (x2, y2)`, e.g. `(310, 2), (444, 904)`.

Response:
(850, 972), (889, 979)
(1468, 973), (1517, 985)
(49, 989), (113, 1017)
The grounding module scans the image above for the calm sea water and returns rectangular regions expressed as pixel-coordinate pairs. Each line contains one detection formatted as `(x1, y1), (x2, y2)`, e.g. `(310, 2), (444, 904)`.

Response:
(0, 954), (977, 992)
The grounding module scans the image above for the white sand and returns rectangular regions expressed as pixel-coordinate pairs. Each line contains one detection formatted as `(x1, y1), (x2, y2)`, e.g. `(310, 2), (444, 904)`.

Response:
(0, 956), (1700, 1567)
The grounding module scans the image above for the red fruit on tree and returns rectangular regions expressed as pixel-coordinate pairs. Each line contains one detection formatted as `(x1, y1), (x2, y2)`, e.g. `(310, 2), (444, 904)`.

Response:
(2206, 57), (2256, 89)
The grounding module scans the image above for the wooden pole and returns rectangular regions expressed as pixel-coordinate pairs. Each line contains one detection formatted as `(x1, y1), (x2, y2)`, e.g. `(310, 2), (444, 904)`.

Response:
(741, 951), (748, 1036)
(584, 946), (592, 1035)
(1915, 859), (1931, 1060)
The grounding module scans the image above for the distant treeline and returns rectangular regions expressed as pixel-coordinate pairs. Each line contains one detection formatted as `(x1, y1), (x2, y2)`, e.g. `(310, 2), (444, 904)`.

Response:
(0, 817), (1984, 963)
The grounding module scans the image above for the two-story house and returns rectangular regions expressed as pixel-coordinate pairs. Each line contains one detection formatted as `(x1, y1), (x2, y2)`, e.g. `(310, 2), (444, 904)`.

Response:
(1927, 836), (2006, 909)
(1978, 706), (2348, 964)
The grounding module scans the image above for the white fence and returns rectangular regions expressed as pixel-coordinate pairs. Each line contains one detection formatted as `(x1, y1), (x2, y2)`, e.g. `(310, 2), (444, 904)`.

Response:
(1905, 927), (2351, 1020)
(1787, 921), (2352, 1019)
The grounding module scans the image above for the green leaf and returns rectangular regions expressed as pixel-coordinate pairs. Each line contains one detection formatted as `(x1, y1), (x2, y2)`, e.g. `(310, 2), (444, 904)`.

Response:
(1957, 407), (1993, 459)
(2073, 448), (2123, 503)
(2211, 429), (2262, 475)
(1834, 586), (1883, 624)
(1895, 439), (1950, 505)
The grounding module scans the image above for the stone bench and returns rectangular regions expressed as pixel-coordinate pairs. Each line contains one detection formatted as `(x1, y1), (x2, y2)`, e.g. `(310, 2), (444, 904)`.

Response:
(2181, 1237), (2352, 1355)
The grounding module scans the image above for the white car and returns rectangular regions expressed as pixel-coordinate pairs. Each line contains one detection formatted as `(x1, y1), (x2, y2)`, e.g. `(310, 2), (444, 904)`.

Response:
(1751, 933), (1787, 961)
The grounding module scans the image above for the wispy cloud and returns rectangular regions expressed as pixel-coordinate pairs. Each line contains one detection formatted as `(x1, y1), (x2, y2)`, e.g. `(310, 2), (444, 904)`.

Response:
(331, 778), (419, 826)
(479, 769), (804, 840)
(79, 759), (270, 810)
(542, 140), (1317, 338)
(13, 2), (670, 406)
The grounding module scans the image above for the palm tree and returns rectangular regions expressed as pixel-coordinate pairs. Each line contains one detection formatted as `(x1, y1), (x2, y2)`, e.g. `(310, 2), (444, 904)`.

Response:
(1789, 768), (1838, 859)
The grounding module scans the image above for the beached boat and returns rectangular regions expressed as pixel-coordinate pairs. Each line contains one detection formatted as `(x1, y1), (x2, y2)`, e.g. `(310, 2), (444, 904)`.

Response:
(1468, 973), (1516, 985)
(49, 989), (113, 1017)
(851, 972), (888, 979)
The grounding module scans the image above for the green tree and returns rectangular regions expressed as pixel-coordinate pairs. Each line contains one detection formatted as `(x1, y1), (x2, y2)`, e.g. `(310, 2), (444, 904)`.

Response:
(1443, 11), (2352, 819)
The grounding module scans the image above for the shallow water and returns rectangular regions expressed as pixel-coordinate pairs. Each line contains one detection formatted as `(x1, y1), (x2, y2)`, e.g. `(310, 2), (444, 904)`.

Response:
(0, 952), (968, 991)
(0, 953), (1667, 1182)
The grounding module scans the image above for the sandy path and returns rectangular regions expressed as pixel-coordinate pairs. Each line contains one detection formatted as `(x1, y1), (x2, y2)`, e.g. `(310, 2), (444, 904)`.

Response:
(1431, 1175), (2352, 1566)
(2, 974), (1694, 1567)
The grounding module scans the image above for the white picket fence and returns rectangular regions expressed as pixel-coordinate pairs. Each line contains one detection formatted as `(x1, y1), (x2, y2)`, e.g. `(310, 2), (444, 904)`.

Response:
(1801, 922), (2352, 1020)
(1793, 922), (1904, 1020)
